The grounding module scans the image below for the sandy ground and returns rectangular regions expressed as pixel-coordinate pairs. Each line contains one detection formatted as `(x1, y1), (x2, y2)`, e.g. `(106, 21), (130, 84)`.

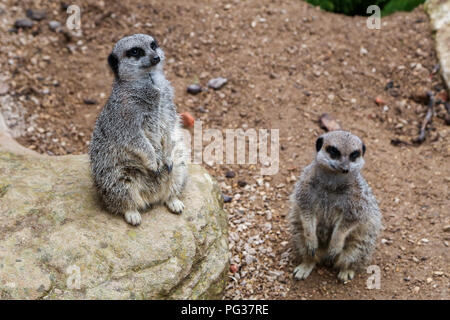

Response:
(0, 0), (448, 299)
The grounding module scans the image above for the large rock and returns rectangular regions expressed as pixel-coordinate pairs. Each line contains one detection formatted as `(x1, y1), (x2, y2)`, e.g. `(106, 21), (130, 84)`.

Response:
(426, 0), (450, 91)
(0, 115), (229, 299)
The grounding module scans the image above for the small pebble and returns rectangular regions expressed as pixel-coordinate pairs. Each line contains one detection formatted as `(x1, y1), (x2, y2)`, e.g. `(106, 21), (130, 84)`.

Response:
(385, 80), (394, 90)
(187, 84), (202, 95)
(225, 170), (236, 179)
(83, 99), (97, 105)
(223, 195), (232, 203)
(26, 9), (47, 21)
(14, 18), (34, 29)
(208, 77), (228, 90)
(197, 106), (207, 113)
(245, 254), (256, 265)
(48, 21), (61, 31)
(375, 96), (386, 106)
(0, 83), (9, 95)
(237, 180), (247, 187)
(319, 113), (341, 132)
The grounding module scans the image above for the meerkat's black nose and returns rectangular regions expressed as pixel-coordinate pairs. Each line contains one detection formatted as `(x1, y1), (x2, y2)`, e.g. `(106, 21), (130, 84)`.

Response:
(341, 168), (349, 174)
(151, 56), (160, 65)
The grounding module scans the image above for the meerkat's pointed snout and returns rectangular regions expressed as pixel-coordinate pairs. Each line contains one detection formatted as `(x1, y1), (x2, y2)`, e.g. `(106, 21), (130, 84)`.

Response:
(151, 55), (161, 65)
(339, 160), (350, 173)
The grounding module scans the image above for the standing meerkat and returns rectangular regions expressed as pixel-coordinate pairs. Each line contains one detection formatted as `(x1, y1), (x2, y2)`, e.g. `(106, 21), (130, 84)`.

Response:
(289, 131), (381, 282)
(89, 34), (188, 226)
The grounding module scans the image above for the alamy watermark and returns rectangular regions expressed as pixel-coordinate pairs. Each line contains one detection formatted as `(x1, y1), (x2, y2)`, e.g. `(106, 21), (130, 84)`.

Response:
(366, 265), (381, 289)
(182, 121), (279, 175)
(367, 5), (381, 30)
(66, 5), (82, 36)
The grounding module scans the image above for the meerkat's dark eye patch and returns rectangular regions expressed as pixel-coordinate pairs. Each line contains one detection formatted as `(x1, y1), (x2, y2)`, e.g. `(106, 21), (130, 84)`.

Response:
(150, 40), (158, 50)
(326, 146), (341, 159)
(362, 143), (366, 155)
(126, 47), (145, 58)
(349, 150), (361, 162)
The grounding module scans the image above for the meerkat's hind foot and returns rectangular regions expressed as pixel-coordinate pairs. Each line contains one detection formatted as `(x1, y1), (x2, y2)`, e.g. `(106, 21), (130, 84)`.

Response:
(337, 269), (355, 282)
(293, 262), (315, 280)
(124, 210), (142, 226)
(165, 197), (184, 214)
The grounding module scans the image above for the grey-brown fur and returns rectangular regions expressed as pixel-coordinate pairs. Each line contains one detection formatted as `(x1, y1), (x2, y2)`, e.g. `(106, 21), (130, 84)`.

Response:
(89, 34), (187, 226)
(289, 131), (381, 282)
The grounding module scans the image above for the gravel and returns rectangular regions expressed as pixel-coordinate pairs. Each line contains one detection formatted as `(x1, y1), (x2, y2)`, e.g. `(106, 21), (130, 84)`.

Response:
(26, 9), (47, 21)
(225, 170), (236, 178)
(0, 83), (9, 95)
(48, 21), (61, 31)
(223, 195), (232, 203)
(187, 84), (202, 95)
(14, 18), (34, 29)
(207, 77), (227, 90)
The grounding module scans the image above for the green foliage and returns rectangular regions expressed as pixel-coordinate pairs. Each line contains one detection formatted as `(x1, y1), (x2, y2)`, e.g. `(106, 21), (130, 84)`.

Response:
(381, 0), (426, 16)
(305, 0), (425, 16)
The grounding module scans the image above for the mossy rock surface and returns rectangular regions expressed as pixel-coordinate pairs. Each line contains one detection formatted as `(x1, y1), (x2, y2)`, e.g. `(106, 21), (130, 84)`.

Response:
(0, 126), (229, 299)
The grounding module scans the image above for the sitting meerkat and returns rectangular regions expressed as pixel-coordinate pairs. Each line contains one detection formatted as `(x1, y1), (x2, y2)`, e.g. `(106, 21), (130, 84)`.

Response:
(89, 34), (188, 226)
(289, 131), (381, 282)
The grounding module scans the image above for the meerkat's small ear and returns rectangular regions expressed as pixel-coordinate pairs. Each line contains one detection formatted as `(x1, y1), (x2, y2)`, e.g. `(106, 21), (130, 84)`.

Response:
(108, 53), (119, 77)
(316, 137), (324, 152)
(362, 143), (366, 155)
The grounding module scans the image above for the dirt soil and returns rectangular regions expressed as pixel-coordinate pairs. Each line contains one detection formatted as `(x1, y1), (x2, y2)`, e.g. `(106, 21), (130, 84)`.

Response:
(0, 0), (449, 299)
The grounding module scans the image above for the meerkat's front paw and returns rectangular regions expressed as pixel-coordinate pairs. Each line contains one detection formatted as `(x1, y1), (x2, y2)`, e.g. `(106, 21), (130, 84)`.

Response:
(165, 197), (184, 214)
(293, 262), (315, 280)
(337, 269), (355, 282)
(124, 210), (142, 226)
